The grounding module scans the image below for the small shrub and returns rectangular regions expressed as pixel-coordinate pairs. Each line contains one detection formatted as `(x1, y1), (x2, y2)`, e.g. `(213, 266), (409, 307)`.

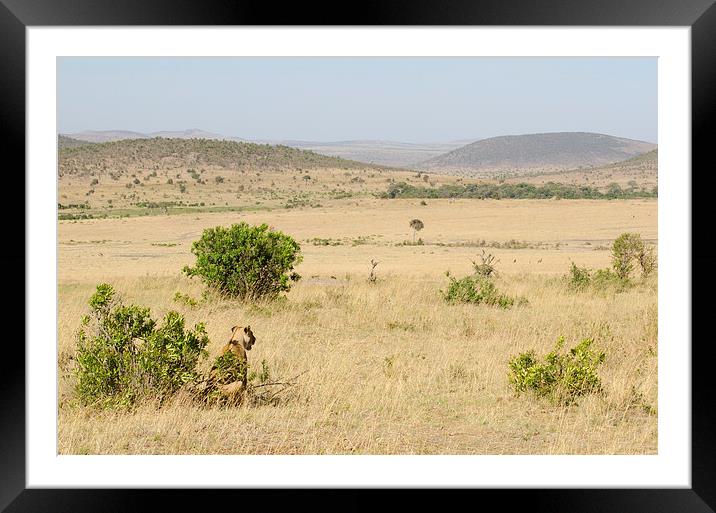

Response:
(508, 336), (605, 405)
(567, 261), (592, 290)
(248, 359), (271, 384)
(591, 267), (629, 291)
(638, 244), (657, 278)
(442, 273), (516, 308)
(565, 262), (631, 293)
(74, 284), (209, 408)
(183, 222), (302, 301)
(472, 249), (498, 278)
(173, 291), (198, 307)
(443, 249), (525, 308)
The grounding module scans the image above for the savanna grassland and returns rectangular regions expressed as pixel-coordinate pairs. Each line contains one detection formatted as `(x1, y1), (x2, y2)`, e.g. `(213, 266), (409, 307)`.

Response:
(57, 139), (657, 455)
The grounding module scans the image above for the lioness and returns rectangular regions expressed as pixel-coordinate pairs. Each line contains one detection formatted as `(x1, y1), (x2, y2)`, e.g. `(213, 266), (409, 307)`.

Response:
(212, 325), (256, 392)
(222, 325), (256, 365)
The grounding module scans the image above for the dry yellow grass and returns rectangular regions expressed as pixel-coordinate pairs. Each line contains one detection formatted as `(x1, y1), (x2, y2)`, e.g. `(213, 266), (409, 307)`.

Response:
(57, 198), (657, 455)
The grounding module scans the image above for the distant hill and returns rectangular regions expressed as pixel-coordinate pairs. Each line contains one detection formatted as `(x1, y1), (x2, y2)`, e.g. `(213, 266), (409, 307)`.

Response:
(58, 137), (385, 177)
(64, 130), (468, 168)
(418, 132), (657, 176)
(58, 134), (94, 149)
(64, 129), (245, 143)
(65, 130), (149, 143)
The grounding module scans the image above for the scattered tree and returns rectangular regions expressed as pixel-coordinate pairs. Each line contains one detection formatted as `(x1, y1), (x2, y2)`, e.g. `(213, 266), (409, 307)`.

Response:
(409, 218), (424, 243)
(612, 232), (656, 280)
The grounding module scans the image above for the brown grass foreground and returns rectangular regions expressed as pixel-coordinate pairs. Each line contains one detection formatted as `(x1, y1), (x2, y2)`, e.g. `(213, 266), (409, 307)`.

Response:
(57, 198), (657, 455)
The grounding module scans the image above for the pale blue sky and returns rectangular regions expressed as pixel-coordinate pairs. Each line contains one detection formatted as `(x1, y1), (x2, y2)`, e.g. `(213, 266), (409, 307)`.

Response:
(57, 57), (657, 143)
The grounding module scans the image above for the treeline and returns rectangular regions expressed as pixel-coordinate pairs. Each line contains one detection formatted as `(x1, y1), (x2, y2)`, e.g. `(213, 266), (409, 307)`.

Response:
(381, 181), (657, 200)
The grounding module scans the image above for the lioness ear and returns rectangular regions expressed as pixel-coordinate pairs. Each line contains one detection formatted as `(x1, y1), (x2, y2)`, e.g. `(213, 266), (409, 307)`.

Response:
(231, 325), (237, 332)
(244, 326), (250, 333)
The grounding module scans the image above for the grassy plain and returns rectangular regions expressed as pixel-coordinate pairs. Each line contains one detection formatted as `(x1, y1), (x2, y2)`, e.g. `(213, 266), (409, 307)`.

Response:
(58, 194), (657, 455)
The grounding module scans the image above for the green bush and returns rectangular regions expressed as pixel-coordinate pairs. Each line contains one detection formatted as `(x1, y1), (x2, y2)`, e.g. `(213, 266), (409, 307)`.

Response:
(591, 267), (629, 291)
(443, 251), (525, 308)
(173, 291), (198, 307)
(183, 223), (303, 301)
(566, 261), (592, 290)
(508, 336), (606, 405)
(74, 284), (209, 408)
(442, 273), (518, 308)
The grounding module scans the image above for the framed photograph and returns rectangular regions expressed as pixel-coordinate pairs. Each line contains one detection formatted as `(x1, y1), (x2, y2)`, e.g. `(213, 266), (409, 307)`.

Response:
(6, 0), (715, 510)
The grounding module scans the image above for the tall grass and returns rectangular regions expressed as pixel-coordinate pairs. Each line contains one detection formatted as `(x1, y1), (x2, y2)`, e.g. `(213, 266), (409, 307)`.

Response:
(58, 272), (657, 455)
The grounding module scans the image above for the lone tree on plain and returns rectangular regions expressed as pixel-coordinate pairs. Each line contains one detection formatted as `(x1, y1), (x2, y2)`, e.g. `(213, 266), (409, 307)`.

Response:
(409, 218), (424, 243)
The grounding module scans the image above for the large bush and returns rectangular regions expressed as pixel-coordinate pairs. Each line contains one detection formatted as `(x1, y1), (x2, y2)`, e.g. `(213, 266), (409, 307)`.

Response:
(508, 336), (606, 405)
(183, 223), (302, 300)
(74, 284), (209, 408)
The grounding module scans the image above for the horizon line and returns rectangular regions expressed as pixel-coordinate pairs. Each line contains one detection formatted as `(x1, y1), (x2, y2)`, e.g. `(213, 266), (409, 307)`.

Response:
(57, 128), (659, 146)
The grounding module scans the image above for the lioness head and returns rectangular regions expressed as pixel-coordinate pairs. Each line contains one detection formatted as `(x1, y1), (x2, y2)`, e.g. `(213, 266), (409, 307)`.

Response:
(231, 325), (256, 351)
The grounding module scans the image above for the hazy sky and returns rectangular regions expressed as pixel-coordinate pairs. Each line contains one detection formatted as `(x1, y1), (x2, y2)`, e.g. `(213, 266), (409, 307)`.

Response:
(57, 57), (657, 143)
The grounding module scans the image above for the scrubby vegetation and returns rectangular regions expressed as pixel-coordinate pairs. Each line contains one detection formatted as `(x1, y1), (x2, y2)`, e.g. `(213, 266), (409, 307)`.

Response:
(442, 252), (525, 308)
(58, 194), (657, 455)
(59, 137), (374, 177)
(74, 284), (210, 408)
(566, 232), (656, 292)
(183, 223), (303, 300)
(612, 232), (656, 280)
(508, 336), (606, 405)
(442, 274), (518, 308)
(73, 283), (291, 410)
(382, 181), (657, 200)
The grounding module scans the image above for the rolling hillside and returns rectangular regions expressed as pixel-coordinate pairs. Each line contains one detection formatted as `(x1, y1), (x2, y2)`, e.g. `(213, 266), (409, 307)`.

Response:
(58, 137), (381, 178)
(418, 132), (656, 176)
(65, 129), (244, 143)
(64, 129), (467, 168)
(503, 149), (658, 189)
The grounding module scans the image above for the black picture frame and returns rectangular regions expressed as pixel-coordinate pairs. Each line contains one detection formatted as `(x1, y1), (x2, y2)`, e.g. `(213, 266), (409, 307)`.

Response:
(3, 0), (714, 511)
